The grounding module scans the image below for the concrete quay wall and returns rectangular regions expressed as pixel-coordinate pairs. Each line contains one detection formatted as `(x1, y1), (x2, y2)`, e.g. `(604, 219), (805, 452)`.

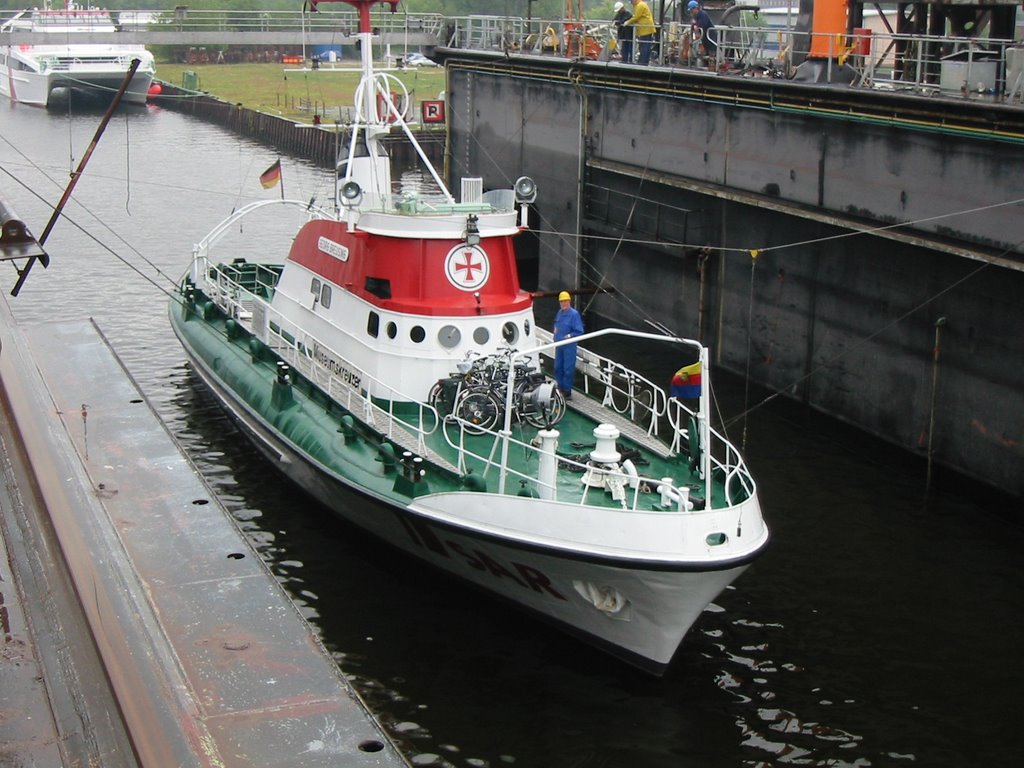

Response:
(443, 52), (1024, 499)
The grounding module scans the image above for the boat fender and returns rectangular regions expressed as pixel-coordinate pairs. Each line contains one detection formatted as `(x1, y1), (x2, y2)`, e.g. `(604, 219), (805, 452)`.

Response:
(461, 472), (487, 492)
(377, 442), (397, 470)
(687, 416), (701, 473)
(225, 318), (241, 340)
(201, 301), (218, 321)
(248, 338), (263, 362)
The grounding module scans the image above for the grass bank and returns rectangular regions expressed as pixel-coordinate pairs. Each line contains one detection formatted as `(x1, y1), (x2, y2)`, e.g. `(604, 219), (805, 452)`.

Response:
(156, 62), (446, 124)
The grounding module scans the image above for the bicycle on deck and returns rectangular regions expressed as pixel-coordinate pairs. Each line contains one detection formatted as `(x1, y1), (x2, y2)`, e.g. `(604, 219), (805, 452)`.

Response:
(430, 347), (566, 435)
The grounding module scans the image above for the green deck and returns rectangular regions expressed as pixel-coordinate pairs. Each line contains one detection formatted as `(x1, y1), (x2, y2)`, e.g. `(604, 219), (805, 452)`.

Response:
(172, 284), (720, 513)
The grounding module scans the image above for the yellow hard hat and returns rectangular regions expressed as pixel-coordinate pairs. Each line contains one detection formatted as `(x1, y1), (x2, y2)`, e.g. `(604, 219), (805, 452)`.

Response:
(558, 291), (571, 301)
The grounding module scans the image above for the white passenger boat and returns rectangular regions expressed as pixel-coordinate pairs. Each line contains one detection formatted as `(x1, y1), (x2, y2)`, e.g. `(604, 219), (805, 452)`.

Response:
(169, 0), (769, 674)
(0, 1), (154, 107)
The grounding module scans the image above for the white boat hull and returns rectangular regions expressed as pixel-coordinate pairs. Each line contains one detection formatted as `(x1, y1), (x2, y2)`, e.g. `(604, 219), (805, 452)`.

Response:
(181, 338), (764, 673)
(1, 52), (154, 106)
(168, 6), (768, 673)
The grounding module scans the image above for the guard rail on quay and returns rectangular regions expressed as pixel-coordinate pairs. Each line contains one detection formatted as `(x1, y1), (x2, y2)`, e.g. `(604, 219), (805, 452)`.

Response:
(3, 7), (1022, 105)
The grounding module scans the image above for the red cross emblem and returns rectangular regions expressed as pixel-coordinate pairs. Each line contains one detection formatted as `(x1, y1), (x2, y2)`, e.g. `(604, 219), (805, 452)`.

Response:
(445, 244), (489, 290)
(454, 250), (482, 281)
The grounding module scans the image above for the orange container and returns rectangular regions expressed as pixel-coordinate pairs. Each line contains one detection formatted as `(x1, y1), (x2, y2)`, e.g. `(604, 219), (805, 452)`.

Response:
(808, 0), (849, 59)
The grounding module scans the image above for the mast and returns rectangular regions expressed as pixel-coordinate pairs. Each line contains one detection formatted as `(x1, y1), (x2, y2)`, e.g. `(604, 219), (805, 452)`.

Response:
(310, 0), (454, 213)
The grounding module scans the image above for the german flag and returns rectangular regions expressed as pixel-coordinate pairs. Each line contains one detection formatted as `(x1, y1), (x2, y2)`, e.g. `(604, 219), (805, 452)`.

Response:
(259, 159), (282, 189)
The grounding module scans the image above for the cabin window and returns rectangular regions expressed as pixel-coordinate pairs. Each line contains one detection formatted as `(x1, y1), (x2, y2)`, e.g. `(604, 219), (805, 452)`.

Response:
(473, 327), (490, 345)
(365, 276), (391, 299)
(310, 277), (321, 295)
(367, 311), (379, 337)
(410, 326), (426, 343)
(524, 319), (531, 337)
(386, 321), (398, 339)
(438, 325), (461, 348)
(502, 321), (518, 344)
(321, 284), (332, 308)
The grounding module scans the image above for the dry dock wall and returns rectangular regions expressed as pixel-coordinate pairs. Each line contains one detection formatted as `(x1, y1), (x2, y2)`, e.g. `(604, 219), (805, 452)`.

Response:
(443, 53), (1024, 499)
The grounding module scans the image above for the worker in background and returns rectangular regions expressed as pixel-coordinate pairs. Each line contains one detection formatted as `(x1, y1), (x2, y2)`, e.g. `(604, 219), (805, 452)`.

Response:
(688, 1), (717, 70)
(626, 0), (656, 66)
(613, 2), (633, 64)
(553, 291), (584, 399)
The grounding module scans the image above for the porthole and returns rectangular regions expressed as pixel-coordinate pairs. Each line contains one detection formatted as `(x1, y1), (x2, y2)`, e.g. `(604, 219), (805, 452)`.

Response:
(367, 311), (379, 338)
(438, 325), (461, 348)
(321, 284), (332, 308)
(473, 327), (490, 345)
(410, 325), (426, 343)
(386, 321), (398, 339)
(502, 321), (518, 344)
(705, 532), (728, 546)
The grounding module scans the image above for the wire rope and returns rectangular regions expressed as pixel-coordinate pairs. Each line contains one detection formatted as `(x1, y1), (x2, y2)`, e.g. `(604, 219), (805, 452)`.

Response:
(0, 167), (177, 300)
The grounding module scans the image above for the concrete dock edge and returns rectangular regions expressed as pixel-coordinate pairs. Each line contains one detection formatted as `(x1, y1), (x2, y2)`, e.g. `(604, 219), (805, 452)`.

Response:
(0, 294), (409, 767)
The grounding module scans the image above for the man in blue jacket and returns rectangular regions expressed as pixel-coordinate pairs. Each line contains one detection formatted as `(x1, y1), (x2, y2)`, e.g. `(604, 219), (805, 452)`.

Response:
(688, 1), (717, 69)
(553, 291), (584, 399)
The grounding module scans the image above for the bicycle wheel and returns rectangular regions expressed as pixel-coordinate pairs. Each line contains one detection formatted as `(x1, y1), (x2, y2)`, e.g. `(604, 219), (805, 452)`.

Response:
(546, 386), (566, 426)
(632, 385), (654, 421)
(428, 379), (444, 408)
(429, 377), (458, 415)
(456, 389), (501, 434)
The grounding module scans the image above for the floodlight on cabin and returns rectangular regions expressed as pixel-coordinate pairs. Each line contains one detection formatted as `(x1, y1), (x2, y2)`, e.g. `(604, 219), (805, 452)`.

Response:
(514, 176), (537, 204)
(340, 180), (363, 207)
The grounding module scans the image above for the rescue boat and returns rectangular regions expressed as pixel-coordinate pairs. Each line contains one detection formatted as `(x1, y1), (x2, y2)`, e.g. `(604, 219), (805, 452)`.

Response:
(168, 0), (769, 674)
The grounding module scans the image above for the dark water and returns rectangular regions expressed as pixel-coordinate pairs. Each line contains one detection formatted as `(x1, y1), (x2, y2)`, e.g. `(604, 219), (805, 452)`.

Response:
(2, 99), (1021, 768)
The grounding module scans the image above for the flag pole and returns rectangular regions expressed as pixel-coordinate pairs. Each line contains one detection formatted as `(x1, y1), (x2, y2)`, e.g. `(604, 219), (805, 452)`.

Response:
(278, 157), (285, 200)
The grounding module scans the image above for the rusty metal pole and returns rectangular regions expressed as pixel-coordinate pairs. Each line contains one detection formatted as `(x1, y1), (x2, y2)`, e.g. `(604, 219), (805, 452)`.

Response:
(697, 248), (709, 343)
(926, 316), (947, 493)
